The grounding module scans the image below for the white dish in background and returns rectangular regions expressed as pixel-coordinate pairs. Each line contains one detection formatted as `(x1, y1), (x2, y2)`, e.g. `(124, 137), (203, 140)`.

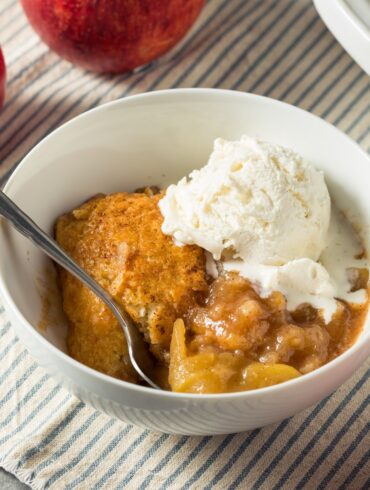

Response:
(314, 0), (370, 76)
(0, 89), (369, 435)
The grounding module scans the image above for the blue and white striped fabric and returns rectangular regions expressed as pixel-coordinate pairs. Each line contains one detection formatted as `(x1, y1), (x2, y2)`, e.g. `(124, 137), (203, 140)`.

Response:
(0, 1), (369, 488)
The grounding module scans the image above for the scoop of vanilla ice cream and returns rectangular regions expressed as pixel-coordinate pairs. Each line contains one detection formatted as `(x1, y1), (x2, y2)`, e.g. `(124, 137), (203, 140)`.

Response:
(159, 136), (331, 265)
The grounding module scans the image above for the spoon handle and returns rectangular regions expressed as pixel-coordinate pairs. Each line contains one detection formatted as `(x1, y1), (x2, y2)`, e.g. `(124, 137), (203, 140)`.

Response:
(0, 190), (160, 389)
(0, 190), (114, 306)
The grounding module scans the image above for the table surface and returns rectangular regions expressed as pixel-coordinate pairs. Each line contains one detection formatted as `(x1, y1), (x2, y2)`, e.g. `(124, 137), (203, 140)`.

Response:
(0, 469), (29, 490)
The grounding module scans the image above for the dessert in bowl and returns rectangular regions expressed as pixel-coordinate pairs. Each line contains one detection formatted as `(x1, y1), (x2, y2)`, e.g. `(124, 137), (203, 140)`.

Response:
(0, 89), (369, 434)
(55, 135), (368, 393)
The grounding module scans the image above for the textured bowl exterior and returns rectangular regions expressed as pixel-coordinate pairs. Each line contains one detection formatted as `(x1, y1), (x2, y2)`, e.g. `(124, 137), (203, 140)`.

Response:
(0, 89), (369, 435)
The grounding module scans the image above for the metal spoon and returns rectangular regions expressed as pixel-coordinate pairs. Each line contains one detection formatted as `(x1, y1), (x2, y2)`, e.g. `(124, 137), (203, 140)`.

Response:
(0, 190), (161, 390)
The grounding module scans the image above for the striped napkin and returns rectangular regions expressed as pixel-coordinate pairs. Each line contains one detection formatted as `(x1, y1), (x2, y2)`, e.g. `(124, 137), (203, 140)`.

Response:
(0, 0), (369, 488)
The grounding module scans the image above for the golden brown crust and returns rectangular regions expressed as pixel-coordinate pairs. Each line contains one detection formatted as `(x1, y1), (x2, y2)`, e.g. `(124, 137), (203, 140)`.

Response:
(55, 192), (208, 381)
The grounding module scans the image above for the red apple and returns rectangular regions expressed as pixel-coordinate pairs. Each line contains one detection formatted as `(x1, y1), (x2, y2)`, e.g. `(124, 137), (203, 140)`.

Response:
(20, 0), (205, 74)
(0, 47), (5, 108)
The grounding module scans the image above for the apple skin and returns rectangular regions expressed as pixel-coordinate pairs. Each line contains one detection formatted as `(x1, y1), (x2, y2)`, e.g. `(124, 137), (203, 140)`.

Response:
(20, 0), (205, 74)
(0, 47), (5, 108)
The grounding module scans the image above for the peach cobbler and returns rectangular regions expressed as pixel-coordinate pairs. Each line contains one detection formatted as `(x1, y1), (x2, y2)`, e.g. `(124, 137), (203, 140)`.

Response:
(55, 137), (369, 393)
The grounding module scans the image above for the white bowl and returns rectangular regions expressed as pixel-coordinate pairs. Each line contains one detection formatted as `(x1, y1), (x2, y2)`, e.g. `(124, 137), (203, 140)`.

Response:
(0, 89), (369, 435)
(314, 0), (370, 76)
